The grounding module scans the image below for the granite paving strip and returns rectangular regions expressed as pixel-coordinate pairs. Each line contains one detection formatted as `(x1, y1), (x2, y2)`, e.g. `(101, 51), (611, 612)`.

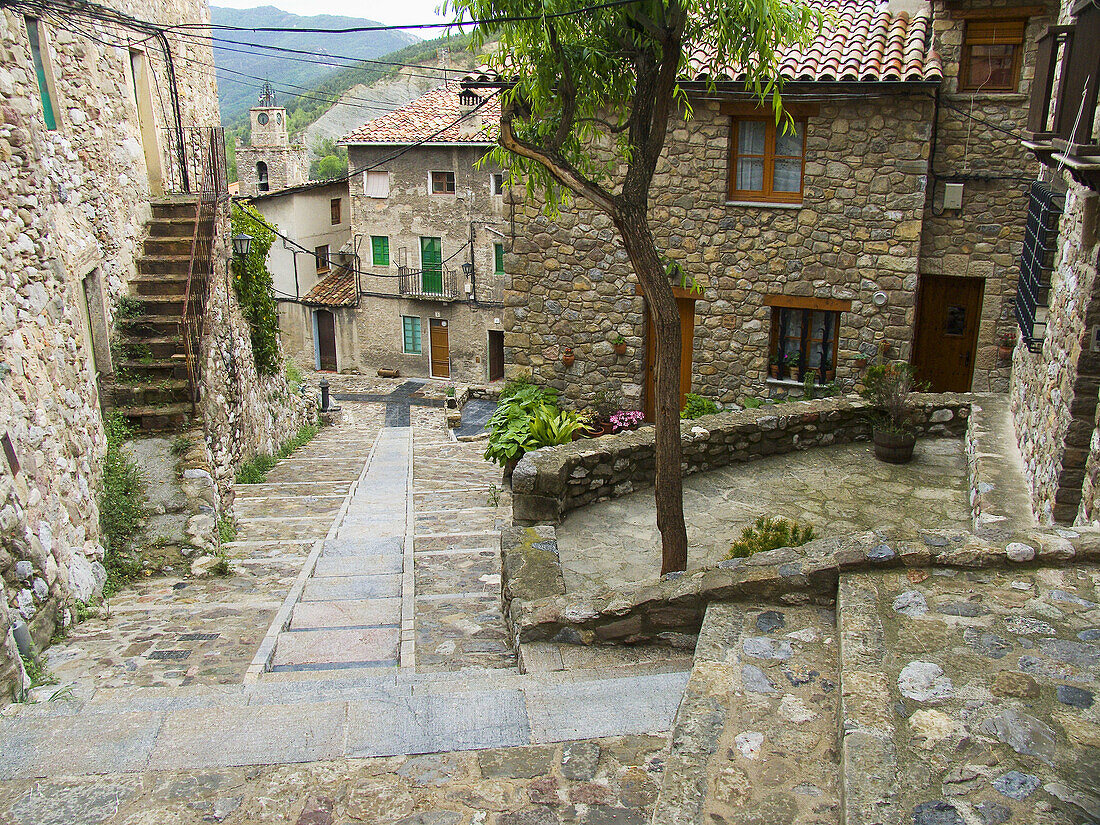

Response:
(266, 427), (412, 672)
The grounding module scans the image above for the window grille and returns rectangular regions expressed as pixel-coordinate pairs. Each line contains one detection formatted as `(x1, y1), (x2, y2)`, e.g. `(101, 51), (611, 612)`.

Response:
(1016, 181), (1065, 352)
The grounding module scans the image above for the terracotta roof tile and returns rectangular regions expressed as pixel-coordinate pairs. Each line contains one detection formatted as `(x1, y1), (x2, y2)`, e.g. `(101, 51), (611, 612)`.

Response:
(685, 0), (941, 83)
(341, 84), (502, 145)
(302, 270), (357, 307)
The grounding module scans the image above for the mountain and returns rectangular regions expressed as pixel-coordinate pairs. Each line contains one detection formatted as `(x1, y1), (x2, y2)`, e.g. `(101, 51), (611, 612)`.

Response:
(210, 5), (419, 123)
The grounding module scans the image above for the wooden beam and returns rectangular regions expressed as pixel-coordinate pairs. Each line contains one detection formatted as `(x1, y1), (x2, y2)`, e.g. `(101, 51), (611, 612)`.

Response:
(764, 294), (853, 312)
(634, 284), (700, 300)
(947, 6), (1047, 19)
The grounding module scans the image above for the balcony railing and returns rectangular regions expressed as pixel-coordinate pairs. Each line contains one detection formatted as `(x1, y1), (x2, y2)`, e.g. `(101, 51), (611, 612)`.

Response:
(1025, 0), (1100, 188)
(398, 266), (460, 300)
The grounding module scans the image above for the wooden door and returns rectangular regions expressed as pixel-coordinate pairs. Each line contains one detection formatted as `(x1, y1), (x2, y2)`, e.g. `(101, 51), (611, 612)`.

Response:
(429, 318), (450, 378)
(488, 330), (505, 382)
(644, 296), (696, 422)
(315, 309), (337, 371)
(913, 275), (984, 392)
(420, 237), (442, 293)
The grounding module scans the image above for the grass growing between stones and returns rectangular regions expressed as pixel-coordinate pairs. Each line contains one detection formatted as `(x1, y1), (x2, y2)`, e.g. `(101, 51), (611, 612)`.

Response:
(217, 516), (237, 545)
(99, 412), (147, 598)
(236, 424), (320, 484)
(727, 516), (816, 559)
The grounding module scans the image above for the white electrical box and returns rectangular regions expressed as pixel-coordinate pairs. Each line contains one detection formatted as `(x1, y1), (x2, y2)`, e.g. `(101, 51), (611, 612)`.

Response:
(943, 182), (964, 210)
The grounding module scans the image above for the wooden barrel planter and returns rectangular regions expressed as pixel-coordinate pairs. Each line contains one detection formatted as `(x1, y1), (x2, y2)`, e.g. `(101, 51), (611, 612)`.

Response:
(873, 427), (916, 464)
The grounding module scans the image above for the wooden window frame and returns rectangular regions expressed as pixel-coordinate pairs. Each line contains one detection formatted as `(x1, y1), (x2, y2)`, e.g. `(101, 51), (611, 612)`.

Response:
(315, 244), (330, 275)
(491, 172), (504, 195)
(402, 315), (422, 355)
(766, 297), (847, 383)
(958, 18), (1027, 92)
(494, 242), (505, 275)
(371, 235), (389, 267)
(330, 197), (341, 225)
(726, 107), (809, 204)
(430, 170), (456, 194)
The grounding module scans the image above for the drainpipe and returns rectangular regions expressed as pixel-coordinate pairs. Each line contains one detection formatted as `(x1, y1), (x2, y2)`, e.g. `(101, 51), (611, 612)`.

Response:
(469, 221), (477, 303)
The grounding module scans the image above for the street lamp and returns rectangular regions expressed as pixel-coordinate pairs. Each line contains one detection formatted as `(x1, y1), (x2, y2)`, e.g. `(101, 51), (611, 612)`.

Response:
(232, 232), (253, 258)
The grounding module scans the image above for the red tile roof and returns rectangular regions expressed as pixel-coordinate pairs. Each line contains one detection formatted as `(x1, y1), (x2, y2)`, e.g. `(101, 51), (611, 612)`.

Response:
(461, 1), (942, 88)
(302, 270), (357, 307)
(341, 84), (501, 145)
(687, 1), (941, 83)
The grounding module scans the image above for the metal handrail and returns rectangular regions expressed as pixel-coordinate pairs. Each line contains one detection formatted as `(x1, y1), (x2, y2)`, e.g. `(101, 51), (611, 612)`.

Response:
(397, 265), (460, 299)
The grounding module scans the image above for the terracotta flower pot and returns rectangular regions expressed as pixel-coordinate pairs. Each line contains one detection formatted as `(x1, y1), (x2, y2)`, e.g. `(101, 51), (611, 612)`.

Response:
(873, 427), (916, 464)
(561, 351), (575, 367)
(613, 342), (627, 356)
(998, 345), (1013, 360)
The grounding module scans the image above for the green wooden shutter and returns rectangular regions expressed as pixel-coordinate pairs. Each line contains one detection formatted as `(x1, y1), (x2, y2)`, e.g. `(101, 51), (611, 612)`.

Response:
(402, 316), (421, 354)
(372, 236), (389, 266)
(25, 18), (57, 131)
(420, 237), (442, 293)
(494, 243), (505, 275)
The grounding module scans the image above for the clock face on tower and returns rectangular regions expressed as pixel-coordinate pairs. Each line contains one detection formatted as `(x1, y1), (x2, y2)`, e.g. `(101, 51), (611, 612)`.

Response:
(257, 112), (269, 126)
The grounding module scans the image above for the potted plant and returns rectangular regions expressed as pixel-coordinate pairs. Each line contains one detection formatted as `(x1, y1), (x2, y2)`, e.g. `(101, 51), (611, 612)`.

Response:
(998, 331), (1015, 361)
(444, 385), (457, 409)
(862, 361), (919, 464)
(611, 334), (627, 356)
(610, 409), (645, 433)
(588, 390), (617, 436)
(561, 346), (575, 367)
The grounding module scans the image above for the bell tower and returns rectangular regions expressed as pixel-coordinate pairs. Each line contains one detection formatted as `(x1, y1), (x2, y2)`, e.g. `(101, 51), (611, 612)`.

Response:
(235, 84), (308, 196)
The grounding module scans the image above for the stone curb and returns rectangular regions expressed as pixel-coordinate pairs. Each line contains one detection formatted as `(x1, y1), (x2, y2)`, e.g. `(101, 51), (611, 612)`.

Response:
(511, 393), (971, 525)
(502, 527), (1099, 648)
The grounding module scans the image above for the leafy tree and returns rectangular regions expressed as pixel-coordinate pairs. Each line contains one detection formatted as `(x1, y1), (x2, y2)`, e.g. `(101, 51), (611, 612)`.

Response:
(449, 0), (818, 574)
(230, 202), (281, 374)
(310, 137), (349, 179)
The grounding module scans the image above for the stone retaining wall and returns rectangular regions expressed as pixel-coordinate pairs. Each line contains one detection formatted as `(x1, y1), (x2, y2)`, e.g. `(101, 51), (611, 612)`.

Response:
(500, 525), (1095, 649)
(511, 393), (970, 525)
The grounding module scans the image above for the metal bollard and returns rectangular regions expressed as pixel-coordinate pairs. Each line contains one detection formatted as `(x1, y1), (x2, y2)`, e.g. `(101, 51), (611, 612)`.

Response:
(319, 378), (331, 412)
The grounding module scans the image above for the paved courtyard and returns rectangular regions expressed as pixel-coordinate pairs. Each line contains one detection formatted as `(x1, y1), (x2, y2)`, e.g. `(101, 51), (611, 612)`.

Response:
(555, 437), (972, 592)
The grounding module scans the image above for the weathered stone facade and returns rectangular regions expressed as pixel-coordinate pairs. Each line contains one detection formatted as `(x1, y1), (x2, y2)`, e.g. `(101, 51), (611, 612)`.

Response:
(236, 104), (308, 197)
(501, 5), (1052, 410)
(0, 2), (310, 698)
(336, 142), (509, 382)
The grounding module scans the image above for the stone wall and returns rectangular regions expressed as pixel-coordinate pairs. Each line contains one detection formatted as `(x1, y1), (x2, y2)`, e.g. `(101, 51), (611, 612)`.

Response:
(504, 92), (936, 409)
(923, 0), (1056, 392)
(1011, 184), (1100, 525)
(236, 144), (308, 198)
(511, 393), (971, 526)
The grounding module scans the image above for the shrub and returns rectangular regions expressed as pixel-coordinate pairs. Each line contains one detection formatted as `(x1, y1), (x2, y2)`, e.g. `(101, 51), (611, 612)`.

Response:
(862, 361), (919, 434)
(230, 202), (281, 375)
(610, 409), (644, 432)
(681, 393), (719, 419)
(484, 384), (559, 466)
(285, 362), (304, 394)
(727, 516), (816, 559)
(529, 405), (590, 446)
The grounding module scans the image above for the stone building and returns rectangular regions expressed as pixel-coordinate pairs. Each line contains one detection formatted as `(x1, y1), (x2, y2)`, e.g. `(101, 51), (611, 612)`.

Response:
(328, 84), (509, 382)
(0, 1), (310, 696)
(235, 85), (308, 197)
(1010, 0), (1100, 524)
(490, 0), (1055, 415)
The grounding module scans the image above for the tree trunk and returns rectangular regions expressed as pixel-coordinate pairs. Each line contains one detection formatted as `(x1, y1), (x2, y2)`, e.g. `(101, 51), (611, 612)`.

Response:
(614, 204), (688, 574)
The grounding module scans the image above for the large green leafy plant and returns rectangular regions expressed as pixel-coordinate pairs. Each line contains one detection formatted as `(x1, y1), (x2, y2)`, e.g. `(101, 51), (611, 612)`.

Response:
(230, 202), (281, 375)
(448, 0), (819, 574)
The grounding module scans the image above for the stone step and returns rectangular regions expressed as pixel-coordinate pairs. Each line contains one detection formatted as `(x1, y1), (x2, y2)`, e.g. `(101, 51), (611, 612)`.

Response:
(289, 597), (402, 630)
(117, 315), (183, 337)
(652, 600), (841, 825)
(322, 536), (404, 557)
(103, 379), (192, 408)
(837, 566), (1100, 825)
(143, 237), (193, 256)
(312, 554), (403, 577)
(301, 574), (401, 602)
(109, 402), (193, 433)
(116, 359), (189, 382)
(136, 255), (194, 276)
(125, 335), (185, 359)
(130, 273), (191, 296)
(133, 294), (186, 317)
(150, 199), (199, 221)
(146, 218), (197, 237)
(967, 394), (1039, 540)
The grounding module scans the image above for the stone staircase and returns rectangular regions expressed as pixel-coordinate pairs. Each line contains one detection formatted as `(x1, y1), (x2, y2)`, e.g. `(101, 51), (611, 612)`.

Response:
(101, 198), (204, 432)
(651, 564), (1100, 825)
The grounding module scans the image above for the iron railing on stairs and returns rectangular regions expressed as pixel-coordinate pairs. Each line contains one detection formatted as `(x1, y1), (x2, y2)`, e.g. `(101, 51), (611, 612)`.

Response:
(172, 127), (228, 409)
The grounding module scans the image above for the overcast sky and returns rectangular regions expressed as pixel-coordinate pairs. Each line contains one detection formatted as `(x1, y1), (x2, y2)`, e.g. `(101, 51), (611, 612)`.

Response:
(212, 0), (453, 27)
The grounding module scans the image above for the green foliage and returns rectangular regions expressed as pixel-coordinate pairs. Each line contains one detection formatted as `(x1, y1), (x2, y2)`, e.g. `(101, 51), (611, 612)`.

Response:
(217, 516), (237, 546)
(484, 384), (561, 466)
(209, 554), (233, 577)
(99, 413), (146, 597)
(72, 600), (99, 624)
(170, 435), (190, 457)
(486, 485), (502, 507)
(230, 202), (281, 375)
(285, 362), (304, 394)
(114, 295), (144, 321)
(311, 138), (349, 179)
(529, 405), (590, 446)
(236, 424), (319, 484)
(681, 393), (719, 420)
(19, 652), (57, 691)
(727, 516), (816, 559)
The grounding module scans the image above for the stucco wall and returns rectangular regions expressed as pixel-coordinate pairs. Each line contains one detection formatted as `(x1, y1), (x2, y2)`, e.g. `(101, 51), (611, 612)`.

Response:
(504, 92), (935, 409)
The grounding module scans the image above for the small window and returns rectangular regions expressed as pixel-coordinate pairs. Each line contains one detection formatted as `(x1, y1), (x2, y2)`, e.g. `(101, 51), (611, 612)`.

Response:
(24, 17), (58, 131)
(494, 242), (505, 275)
(491, 172), (505, 195)
(402, 316), (422, 354)
(431, 171), (456, 194)
(371, 236), (389, 267)
(729, 117), (805, 204)
(768, 306), (841, 383)
(960, 19), (1025, 92)
(257, 161), (269, 192)
(364, 170), (389, 198)
(330, 198), (342, 225)
(315, 245), (330, 274)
